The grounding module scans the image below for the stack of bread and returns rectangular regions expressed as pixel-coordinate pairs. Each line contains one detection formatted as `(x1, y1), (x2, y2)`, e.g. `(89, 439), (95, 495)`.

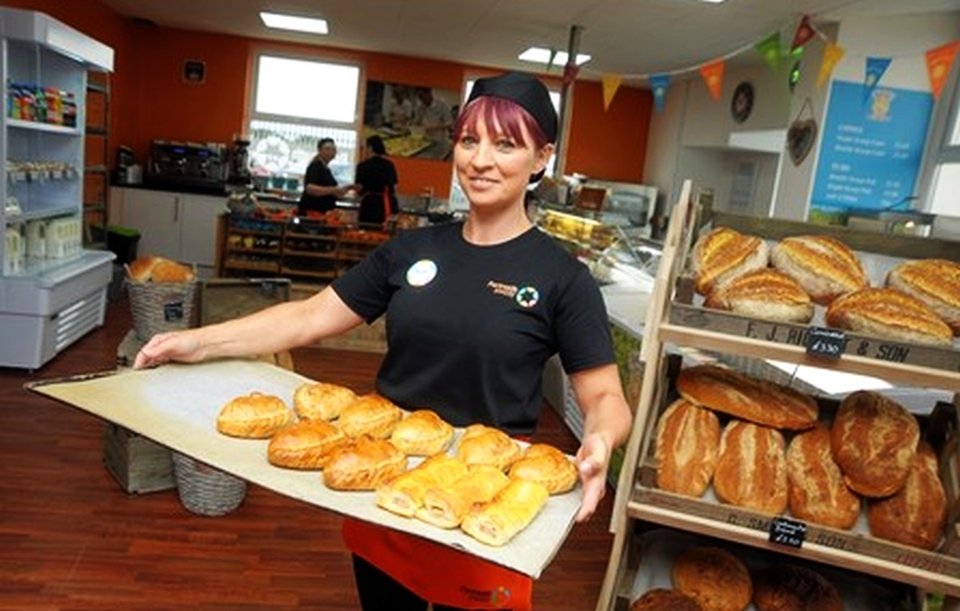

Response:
(690, 227), (960, 347)
(126, 255), (196, 283)
(214, 381), (579, 547)
(654, 364), (948, 551)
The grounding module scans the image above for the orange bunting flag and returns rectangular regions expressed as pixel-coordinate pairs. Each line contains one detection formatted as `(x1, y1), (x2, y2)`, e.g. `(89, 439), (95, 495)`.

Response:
(700, 59), (725, 101)
(927, 41), (960, 100)
(601, 73), (623, 111)
(790, 15), (817, 54)
(755, 31), (782, 72)
(817, 41), (845, 88)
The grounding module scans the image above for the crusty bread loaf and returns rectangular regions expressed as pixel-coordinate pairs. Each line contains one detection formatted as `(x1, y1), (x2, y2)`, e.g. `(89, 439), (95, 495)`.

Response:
(770, 235), (868, 305)
(691, 227), (769, 296)
(786, 424), (860, 530)
(886, 258), (960, 335)
(868, 442), (947, 550)
(672, 547), (752, 611)
(126, 255), (195, 283)
(676, 364), (818, 431)
(704, 268), (814, 324)
(126, 256), (160, 282)
(630, 588), (704, 611)
(752, 564), (842, 611)
(655, 399), (720, 498)
(713, 420), (788, 515)
(826, 287), (953, 347)
(830, 390), (919, 498)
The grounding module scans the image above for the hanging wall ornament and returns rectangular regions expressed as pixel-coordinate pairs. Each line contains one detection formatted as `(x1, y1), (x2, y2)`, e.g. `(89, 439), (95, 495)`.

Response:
(786, 97), (817, 167)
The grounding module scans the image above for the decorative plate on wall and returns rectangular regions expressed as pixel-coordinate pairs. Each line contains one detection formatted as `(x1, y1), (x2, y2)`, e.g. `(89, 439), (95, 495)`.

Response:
(731, 81), (754, 123)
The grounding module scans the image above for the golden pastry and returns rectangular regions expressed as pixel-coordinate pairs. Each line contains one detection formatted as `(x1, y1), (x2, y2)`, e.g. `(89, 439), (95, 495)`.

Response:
(415, 465), (510, 529)
(267, 419), (347, 470)
(376, 454), (469, 517)
(455, 424), (521, 471)
(293, 381), (358, 422)
(507, 443), (578, 494)
(216, 391), (293, 439)
(323, 436), (408, 491)
(460, 478), (550, 547)
(389, 409), (455, 456)
(338, 393), (403, 439)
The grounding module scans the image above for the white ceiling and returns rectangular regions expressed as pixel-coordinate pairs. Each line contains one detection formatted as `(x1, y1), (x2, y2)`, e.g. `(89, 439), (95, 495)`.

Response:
(99, 0), (959, 84)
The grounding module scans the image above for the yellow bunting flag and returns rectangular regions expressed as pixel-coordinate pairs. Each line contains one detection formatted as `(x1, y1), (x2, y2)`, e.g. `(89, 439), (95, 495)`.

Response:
(601, 73), (622, 111)
(817, 41), (845, 88)
(699, 59), (725, 101)
(927, 41), (960, 100)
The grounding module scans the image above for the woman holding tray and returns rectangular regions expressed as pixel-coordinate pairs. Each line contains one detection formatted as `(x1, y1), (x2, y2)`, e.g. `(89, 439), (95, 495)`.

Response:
(135, 71), (632, 611)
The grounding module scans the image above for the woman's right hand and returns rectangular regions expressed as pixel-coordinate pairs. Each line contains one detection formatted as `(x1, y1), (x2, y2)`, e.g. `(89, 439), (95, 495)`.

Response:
(133, 329), (204, 369)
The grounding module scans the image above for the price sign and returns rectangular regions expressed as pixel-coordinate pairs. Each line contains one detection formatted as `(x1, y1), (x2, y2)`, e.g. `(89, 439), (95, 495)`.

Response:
(163, 302), (185, 322)
(805, 327), (845, 359)
(769, 516), (807, 548)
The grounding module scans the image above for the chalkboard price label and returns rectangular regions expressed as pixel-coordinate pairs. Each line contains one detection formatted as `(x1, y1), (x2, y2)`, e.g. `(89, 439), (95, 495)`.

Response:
(769, 516), (807, 548)
(805, 327), (845, 359)
(163, 301), (185, 322)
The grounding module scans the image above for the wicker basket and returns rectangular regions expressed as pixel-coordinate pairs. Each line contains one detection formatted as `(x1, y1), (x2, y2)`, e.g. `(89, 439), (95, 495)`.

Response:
(171, 452), (247, 517)
(127, 280), (200, 342)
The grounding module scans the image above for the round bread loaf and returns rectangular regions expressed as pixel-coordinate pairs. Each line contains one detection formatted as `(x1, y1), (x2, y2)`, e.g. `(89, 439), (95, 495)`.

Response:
(126, 255), (195, 283)
(655, 399), (720, 498)
(713, 420), (788, 515)
(672, 546), (752, 611)
(630, 588), (703, 611)
(868, 442), (947, 550)
(691, 227), (769, 296)
(293, 381), (358, 422)
(216, 391), (293, 439)
(826, 287), (953, 347)
(886, 258), (960, 335)
(830, 390), (919, 498)
(786, 424), (860, 530)
(770, 235), (868, 305)
(704, 268), (814, 323)
(752, 564), (842, 611)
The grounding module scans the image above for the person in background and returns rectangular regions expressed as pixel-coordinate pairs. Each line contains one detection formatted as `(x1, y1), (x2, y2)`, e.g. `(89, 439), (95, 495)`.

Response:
(355, 135), (399, 226)
(387, 86), (413, 130)
(298, 137), (355, 216)
(134, 71), (632, 611)
(413, 86), (453, 143)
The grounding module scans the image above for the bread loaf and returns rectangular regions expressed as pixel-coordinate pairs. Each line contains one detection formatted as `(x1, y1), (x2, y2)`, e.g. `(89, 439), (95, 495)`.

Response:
(267, 419), (347, 469)
(830, 390), (919, 498)
(691, 227), (769, 296)
(389, 409), (455, 456)
(630, 589), (704, 611)
(713, 420), (788, 515)
(293, 381), (357, 422)
(507, 443), (578, 494)
(126, 256), (195, 283)
(337, 393), (403, 439)
(704, 268), (814, 324)
(655, 399), (720, 498)
(826, 287), (953, 347)
(676, 364), (818, 431)
(886, 258), (960, 335)
(785, 424), (860, 530)
(323, 436), (408, 490)
(868, 442), (947, 550)
(770, 234), (868, 304)
(672, 547), (752, 611)
(216, 391), (293, 439)
(752, 565), (842, 611)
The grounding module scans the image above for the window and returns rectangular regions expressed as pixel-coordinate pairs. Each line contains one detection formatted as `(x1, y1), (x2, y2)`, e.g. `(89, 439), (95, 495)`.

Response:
(921, 58), (960, 217)
(247, 53), (362, 188)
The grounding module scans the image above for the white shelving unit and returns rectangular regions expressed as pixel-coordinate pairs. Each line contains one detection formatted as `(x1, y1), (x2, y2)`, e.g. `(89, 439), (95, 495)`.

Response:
(0, 8), (114, 369)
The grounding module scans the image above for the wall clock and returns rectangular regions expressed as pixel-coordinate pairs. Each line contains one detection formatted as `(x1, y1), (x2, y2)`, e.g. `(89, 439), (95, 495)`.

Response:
(731, 81), (754, 123)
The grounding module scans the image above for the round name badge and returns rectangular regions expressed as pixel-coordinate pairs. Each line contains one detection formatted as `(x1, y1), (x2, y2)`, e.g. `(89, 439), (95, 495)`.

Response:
(406, 259), (438, 287)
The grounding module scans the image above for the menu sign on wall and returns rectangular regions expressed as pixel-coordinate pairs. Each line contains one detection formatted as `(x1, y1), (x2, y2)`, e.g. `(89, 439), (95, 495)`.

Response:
(811, 80), (933, 213)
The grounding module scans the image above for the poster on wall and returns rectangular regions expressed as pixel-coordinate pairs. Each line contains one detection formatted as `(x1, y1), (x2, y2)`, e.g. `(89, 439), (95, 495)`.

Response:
(810, 80), (933, 216)
(363, 81), (461, 161)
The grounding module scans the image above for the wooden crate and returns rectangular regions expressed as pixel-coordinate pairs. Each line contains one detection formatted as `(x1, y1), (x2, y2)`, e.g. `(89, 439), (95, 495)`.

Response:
(102, 422), (175, 494)
(200, 277), (291, 325)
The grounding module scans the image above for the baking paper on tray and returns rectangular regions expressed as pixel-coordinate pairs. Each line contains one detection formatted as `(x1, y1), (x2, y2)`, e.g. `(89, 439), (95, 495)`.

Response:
(27, 358), (583, 578)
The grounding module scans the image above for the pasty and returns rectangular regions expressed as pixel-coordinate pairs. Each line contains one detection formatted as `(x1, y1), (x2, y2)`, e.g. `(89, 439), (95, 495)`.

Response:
(455, 424), (521, 471)
(460, 478), (550, 547)
(390, 409), (455, 456)
(293, 381), (358, 421)
(323, 436), (407, 491)
(216, 391), (293, 439)
(508, 443), (578, 494)
(415, 465), (510, 529)
(267, 419), (347, 470)
(376, 454), (469, 517)
(338, 393), (403, 439)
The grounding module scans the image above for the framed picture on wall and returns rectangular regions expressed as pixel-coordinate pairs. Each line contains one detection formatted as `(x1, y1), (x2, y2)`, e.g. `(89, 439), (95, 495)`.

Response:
(363, 80), (460, 160)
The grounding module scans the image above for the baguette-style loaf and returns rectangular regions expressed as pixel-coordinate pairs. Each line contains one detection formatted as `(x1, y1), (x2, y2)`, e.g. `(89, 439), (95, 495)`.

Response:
(389, 409), (455, 456)
(507, 443), (578, 495)
(267, 419), (347, 470)
(770, 234), (868, 304)
(216, 391), (293, 439)
(826, 287), (954, 347)
(785, 424), (860, 530)
(322, 436), (407, 491)
(830, 390), (919, 498)
(676, 364), (818, 431)
(886, 258), (960, 335)
(691, 227), (769, 296)
(868, 442), (947, 550)
(460, 478), (549, 547)
(704, 268), (814, 324)
(752, 565), (842, 611)
(713, 420), (788, 515)
(671, 547), (752, 611)
(629, 589), (704, 611)
(293, 381), (358, 422)
(337, 393), (403, 439)
(654, 399), (720, 498)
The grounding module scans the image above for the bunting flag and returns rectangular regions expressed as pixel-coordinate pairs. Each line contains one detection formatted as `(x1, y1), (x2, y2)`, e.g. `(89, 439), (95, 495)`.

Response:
(863, 56), (892, 102)
(755, 31), (782, 72)
(926, 41), (960, 100)
(601, 73), (622, 111)
(817, 41), (845, 88)
(790, 16), (817, 54)
(699, 59), (725, 101)
(649, 74), (670, 114)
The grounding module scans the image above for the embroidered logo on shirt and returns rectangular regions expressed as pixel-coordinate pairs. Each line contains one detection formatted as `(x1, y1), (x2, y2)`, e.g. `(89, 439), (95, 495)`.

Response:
(406, 259), (437, 287)
(487, 280), (539, 308)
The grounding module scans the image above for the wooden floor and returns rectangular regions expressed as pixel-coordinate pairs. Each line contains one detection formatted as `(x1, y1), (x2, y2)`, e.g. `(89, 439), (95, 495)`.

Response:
(0, 297), (616, 610)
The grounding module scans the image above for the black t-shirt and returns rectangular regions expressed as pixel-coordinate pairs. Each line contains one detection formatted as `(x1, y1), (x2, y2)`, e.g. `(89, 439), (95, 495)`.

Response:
(298, 157), (338, 213)
(331, 222), (614, 435)
(355, 155), (398, 224)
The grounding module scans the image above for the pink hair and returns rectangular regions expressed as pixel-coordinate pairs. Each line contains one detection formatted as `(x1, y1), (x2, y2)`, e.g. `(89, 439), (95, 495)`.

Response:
(453, 96), (549, 149)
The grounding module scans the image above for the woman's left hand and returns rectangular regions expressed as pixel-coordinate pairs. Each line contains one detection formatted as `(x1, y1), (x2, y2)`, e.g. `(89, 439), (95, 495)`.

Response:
(574, 432), (610, 522)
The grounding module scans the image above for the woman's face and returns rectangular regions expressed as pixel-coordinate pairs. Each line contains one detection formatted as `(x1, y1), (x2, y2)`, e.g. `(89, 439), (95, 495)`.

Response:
(454, 116), (552, 211)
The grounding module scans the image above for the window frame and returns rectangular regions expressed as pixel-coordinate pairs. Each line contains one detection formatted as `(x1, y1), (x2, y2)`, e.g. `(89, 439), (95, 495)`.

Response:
(917, 54), (960, 214)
